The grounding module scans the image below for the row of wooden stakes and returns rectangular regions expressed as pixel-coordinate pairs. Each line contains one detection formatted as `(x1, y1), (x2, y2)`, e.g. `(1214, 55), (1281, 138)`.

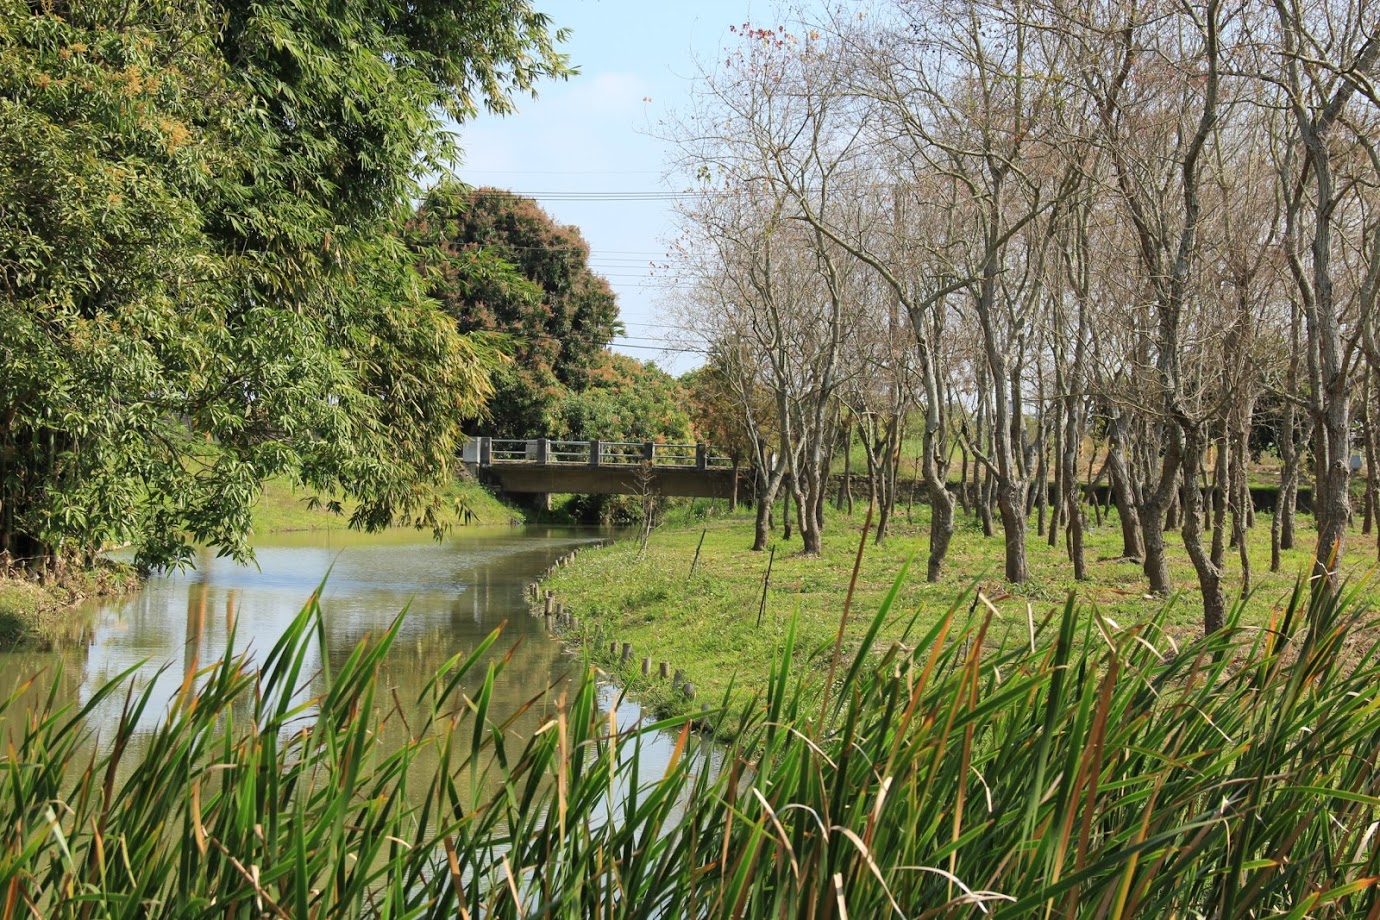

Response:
(527, 559), (697, 702)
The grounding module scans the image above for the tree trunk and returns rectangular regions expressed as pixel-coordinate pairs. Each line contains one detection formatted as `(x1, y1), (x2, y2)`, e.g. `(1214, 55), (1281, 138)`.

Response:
(1364, 375), (1380, 560)
(1088, 447), (1105, 527)
(958, 447), (972, 514)
(1276, 395), (1301, 561)
(1210, 435), (1227, 567)
(1140, 429), (1184, 596)
(782, 483), (793, 541)
(752, 463), (787, 552)
(1048, 403), (1063, 548)
(922, 412), (956, 582)
(1033, 412), (1049, 538)
(1061, 389), (1088, 582)
(996, 480), (1029, 583)
(1106, 415), (1145, 559)
(836, 418), (854, 513)
(794, 466), (825, 556)
(977, 465), (996, 538)
(1233, 419), (1252, 598)
(1182, 425), (1227, 633)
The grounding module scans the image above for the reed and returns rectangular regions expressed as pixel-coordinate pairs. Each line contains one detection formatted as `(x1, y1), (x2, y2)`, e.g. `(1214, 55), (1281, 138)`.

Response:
(4, 572), (1380, 917)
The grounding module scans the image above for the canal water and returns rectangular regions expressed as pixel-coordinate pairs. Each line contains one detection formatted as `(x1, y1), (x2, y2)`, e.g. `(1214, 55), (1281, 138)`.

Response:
(0, 525), (695, 784)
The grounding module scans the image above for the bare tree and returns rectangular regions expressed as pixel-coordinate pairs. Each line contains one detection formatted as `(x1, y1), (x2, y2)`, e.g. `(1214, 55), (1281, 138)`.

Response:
(1269, 0), (1380, 591)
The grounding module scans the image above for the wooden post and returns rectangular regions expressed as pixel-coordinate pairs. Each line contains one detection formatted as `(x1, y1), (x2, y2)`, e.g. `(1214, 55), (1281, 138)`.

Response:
(696, 442), (708, 471)
(689, 527), (707, 576)
(621, 642), (633, 664)
(659, 661), (670, 680)
(641, 657), (651, 675)
(672, 668), (686, 688)
(682, 683), (695, 700)
(544, 594), (553, 616)
(590, 439), (602, 467)
(609, 642), (618, 657)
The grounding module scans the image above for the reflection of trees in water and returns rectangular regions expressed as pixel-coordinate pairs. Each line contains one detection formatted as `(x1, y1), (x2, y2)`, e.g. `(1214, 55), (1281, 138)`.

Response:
(320, 615), (572, 730)
(2, 529), (612, 802)
(1, 646), (89, 749)
(308, 610), (579, 807)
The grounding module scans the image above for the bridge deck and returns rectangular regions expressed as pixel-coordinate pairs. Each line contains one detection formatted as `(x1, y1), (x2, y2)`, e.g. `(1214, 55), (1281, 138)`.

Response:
(463, 438), (740, 499)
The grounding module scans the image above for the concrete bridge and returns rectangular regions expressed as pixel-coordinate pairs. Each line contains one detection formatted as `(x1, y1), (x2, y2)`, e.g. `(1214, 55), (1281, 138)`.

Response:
(462, 438), (741, 499)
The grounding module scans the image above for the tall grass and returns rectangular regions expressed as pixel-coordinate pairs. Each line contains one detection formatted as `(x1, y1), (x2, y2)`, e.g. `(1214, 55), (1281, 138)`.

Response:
(5, 573), (1380, 917)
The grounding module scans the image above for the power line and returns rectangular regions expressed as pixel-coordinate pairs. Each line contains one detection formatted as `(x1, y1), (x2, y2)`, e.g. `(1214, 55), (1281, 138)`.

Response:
(465, 189), (701, 203)
(610, 342), (708, 355)
(613, 334), (685, 345)
(478, 243), (672, 255)
(621, 320), (704, 335)
(492, 328), (706, 357)
(463, 168), (663, 176)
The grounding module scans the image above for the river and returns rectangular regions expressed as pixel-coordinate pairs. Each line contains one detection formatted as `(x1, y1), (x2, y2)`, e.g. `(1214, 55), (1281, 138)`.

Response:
(0, 525), (687, 778)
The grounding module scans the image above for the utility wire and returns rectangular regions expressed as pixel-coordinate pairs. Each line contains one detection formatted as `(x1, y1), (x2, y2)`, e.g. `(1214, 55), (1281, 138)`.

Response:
(463, 168), (663, 176)
(465, 189), (703, 202)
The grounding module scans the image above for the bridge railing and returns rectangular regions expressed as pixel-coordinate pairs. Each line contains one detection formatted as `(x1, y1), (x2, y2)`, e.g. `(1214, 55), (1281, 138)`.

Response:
(597, 441), (650, 466)
(469, 438), (734, 471)
(549, 440), (594, 464)
(486, 439), (536, 464)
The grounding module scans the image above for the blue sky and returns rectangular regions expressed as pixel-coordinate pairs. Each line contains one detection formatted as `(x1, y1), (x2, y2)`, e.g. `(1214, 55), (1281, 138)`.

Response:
(456, 0), (770, 375)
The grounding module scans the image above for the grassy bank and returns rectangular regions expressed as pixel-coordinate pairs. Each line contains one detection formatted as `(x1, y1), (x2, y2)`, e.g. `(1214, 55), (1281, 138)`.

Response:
(542, 500), (1380, 715)
(0, 560), (140, 649)
(250, 473), (523, 534)
(6, 574), (1380, 915)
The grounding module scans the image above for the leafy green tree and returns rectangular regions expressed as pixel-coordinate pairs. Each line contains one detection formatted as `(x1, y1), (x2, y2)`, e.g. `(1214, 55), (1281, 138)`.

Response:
(411, 182), (621, 437)
(0, 0), (567, 570)
(680, 366), (757, 463)
(552, 353), (694, 444)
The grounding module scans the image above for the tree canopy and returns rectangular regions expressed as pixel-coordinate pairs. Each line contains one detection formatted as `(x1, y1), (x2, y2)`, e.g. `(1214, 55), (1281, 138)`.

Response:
(0, 0), (568, 570)
(552, 353), (694, 445)
(410, 182), (622, 437)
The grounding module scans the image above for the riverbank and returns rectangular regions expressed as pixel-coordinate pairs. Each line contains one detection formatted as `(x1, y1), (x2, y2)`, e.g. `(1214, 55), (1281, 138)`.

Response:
(0, 474), (524, 649)
(541, 500), (1380, 719)
(0, 559), (141, 649)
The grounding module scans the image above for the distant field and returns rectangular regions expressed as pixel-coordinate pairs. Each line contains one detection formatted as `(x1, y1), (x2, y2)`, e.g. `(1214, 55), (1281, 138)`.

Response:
(251, 475), (522, 534)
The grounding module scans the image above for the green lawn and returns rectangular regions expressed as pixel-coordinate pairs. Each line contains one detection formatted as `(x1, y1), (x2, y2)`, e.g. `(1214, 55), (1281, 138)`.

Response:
(251, 474), (522, 534)
(542, 498), (1380, 718)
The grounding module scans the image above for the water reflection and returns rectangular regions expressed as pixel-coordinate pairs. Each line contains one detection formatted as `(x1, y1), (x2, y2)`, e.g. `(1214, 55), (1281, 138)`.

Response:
(1, 526), (614, 753)
(0, 524), (725, 837)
